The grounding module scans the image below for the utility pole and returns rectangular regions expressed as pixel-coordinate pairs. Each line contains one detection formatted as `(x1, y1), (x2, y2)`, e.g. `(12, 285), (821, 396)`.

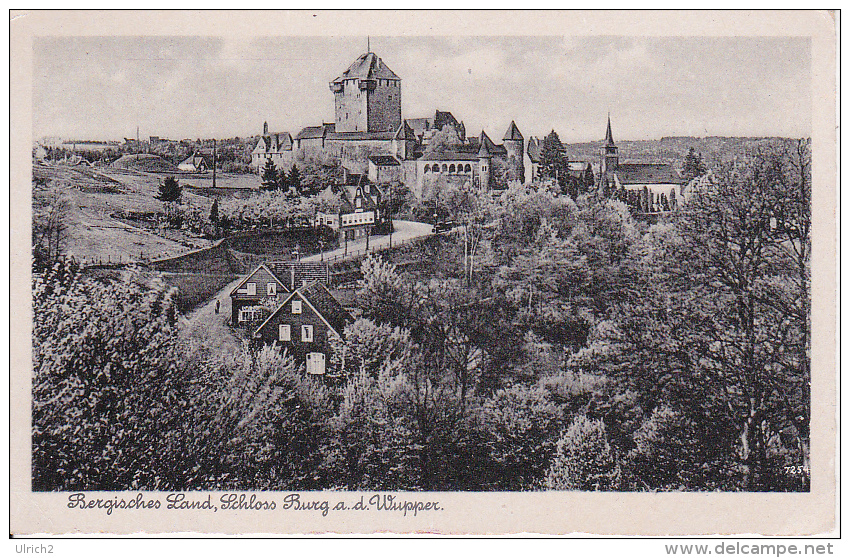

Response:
(212, 139), (217, 188)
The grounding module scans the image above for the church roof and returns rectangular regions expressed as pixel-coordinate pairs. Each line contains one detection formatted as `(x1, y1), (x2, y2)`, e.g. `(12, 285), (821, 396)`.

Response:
(333, 52), (400, 84)
(503, 120), (524, 141)
(615, 163), (684, 185)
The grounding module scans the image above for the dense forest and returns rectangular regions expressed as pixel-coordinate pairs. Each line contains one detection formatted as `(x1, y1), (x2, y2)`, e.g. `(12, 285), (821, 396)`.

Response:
(32, 139), (810, 492)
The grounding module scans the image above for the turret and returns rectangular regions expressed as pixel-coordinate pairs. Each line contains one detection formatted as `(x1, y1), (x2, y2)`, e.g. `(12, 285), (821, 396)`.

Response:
(263, 121), (269, 135)
(476, 131), (494, 190)
(502, 120), (525, 183)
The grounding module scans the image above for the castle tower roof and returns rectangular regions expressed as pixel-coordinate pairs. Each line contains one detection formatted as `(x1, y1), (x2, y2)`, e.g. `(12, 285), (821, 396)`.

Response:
(332, 52), (400, 84)
(477, 131), (495, 158)
(503, 120), (524, 141)
(604, 114), (616, 147)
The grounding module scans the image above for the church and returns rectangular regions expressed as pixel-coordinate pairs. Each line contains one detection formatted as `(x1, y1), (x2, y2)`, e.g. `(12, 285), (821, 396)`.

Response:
(597, 116), (688, 214)
(252, 48), (525, 198)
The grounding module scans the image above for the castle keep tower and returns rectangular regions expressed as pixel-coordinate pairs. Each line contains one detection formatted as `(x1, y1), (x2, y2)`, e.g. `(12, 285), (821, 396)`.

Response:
(502, 120), (525, 183)
(329, 51), (402, 133)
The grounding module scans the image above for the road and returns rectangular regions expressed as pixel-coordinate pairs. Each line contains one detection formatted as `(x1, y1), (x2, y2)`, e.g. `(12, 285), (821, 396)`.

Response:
(302, 219), (433, 263)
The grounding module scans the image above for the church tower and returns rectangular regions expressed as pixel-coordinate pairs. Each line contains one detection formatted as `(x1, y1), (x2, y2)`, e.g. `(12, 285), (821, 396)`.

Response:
(601, 114), (619, 176)
(329, 49), (402, 133)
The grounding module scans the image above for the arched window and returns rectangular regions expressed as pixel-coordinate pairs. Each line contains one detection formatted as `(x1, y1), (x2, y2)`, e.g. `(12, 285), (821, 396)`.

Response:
(464, 164), (471, 173)
(449, 164), (456, 173)
(442, 164), (448, 173)
(423, 165), (430, 174)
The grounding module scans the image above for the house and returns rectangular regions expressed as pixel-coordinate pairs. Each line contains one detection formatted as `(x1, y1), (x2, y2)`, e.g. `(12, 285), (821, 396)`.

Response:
(315, 181), (386, 241)
(178, 153), (208, 172)
(367, 155), (402, 184)
(252, 281), (353, 374)
(229, 261), (330, 326)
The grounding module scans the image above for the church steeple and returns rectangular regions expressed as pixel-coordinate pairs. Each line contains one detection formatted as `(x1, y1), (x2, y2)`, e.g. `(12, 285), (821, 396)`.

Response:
(604, 113), (615, 147)
(600, 114), (619, 190)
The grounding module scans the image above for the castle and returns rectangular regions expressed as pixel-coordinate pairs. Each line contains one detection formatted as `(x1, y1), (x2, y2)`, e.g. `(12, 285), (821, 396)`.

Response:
(252, 49), (525, 198)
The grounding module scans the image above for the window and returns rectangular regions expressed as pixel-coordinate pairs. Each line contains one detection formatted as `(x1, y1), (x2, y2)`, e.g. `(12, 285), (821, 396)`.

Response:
(301, 324), (314, 342)
(238, 308), (257, 323)
(423, 165), (430, 173)
(449, 164), (456, 173)
(442, 164), (448, 172)
(306, 352), (326, 375)
(465, 164), (471, 173)
(278, 324), (291, 341)
(356, 198), (362, 208)
(291, 300), (302, 314)
(246, 282), (256, 296)
(267, 283), (277, 296)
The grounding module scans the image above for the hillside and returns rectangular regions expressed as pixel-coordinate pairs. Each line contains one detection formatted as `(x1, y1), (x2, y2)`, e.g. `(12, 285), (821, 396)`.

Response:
(561, 136), (799, 166)
(111, 153), (180, 173)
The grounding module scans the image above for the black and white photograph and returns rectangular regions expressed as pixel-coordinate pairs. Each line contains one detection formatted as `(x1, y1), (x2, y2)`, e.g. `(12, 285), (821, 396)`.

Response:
(11, 10), (837, 536)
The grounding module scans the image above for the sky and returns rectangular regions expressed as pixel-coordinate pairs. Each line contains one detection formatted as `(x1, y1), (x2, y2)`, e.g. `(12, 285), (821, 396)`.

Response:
(32, 35), (811, 143)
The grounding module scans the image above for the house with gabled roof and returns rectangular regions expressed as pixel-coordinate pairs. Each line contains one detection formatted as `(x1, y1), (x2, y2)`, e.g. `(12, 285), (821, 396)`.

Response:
(178, 153), (208, 172)
(229, 261), (331, 326)
(252, 281), (353, 375)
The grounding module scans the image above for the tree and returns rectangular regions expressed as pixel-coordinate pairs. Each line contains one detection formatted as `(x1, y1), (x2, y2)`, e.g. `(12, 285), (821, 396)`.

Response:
(157, 175), (182, 203)
(32, 265), (184, 490)
(209, 198), (219, 224)
(32, 181), (71, 270)
(539, 130), (567, 190)
(682, 147), (707, 181)
(260, 158), (279, 191)
(424, 124), (463, 153)
(286, 164), (302, 193)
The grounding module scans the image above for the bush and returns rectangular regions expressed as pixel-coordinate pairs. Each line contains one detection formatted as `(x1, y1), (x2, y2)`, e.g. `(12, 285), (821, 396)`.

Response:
(545, 415), (620, 491)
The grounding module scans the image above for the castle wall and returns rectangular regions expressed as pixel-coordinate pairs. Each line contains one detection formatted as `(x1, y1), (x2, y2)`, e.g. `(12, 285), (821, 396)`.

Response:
(334, 79), (369, 132)
(367, 80), (402, 133)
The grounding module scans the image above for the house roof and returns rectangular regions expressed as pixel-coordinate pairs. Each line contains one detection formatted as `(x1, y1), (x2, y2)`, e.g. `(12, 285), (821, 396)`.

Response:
(254, 281), (352, 339)
(503, 121), (524, 141)
(369, 155), (401, 166)
(180, 153), (207, 167)
(332, 52), (400, 84)
(394, 120), (416, 141)
(567, 161), (591, 172)
(295, 124), (335, 140)
(299, 281), (352, 336)
(268, 261), (331, 290)
(325, 131), (395, 141)
(229, 263), (290, 297)
(615, 163), (684, 185)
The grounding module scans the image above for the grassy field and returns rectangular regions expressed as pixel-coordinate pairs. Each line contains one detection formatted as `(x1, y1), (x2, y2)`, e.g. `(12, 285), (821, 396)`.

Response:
(35, 163), (251, 262)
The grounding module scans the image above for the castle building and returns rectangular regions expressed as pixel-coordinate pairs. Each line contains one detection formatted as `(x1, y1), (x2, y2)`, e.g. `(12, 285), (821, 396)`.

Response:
(252, 48), (526, 198)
